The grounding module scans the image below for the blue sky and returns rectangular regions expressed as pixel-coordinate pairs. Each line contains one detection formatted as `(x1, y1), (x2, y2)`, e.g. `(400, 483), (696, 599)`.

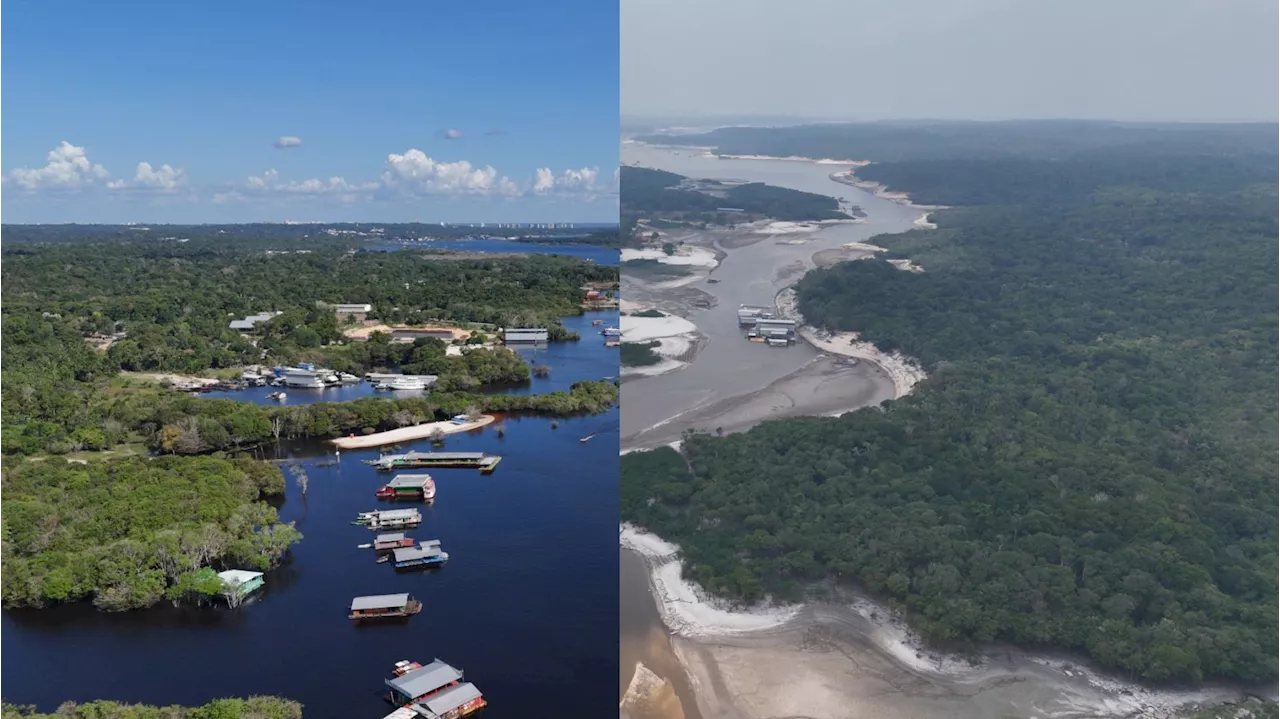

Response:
(1, 1), (619, 223)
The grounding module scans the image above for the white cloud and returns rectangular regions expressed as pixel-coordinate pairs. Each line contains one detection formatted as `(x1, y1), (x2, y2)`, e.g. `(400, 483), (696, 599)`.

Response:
(7, 141), (110, 190)
(107, 162), (187, 191)
(442, 129), (463, 140)
(380, 149), (518, 196)
(532, 166), (601, 194)
(274, 136), (303, 149)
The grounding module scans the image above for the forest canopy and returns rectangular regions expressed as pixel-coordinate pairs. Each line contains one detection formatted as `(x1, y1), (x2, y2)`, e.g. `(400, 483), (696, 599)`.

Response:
(1, 456), (301, 611)
(621, 130), (1278, 684)
(1, 697), (303, 719)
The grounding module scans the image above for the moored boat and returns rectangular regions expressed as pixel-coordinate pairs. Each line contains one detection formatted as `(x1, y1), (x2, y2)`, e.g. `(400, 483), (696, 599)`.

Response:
(384, 658), (485, 719)
(391, 540), (449, 571)
(376, 473), (436, 502)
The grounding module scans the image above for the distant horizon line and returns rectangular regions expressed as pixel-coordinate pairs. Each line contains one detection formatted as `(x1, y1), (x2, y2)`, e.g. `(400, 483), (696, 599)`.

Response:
(621, 115), (1280, 126)
(1, 221), (621, 227)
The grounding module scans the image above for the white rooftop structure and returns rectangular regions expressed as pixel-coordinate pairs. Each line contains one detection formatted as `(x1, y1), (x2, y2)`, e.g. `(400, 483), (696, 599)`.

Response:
(385, 659), (464, 699)
(420, 683), (483, 716)
(350, 593), (412, 611)
(229, 311), (282, 331)
(216, 570), (264, 586)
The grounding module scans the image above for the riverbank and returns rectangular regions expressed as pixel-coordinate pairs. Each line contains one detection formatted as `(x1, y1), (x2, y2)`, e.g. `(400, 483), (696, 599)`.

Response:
(620, 524), (1254, 719)
(776, 288), (927, 399)
(329, 414), (495, 449)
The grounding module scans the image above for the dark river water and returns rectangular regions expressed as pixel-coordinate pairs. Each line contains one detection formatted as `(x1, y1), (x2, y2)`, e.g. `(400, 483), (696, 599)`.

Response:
(2, 313), (622, 717)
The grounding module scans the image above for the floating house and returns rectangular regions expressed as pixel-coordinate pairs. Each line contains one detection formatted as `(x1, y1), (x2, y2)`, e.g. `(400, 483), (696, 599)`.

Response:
(348, 593), (423, 621)
(374, 532), (418, 553)
(737, 305), (775, 327)
(354, 508), (423, 529)
(217, 570), (265, 603)
(376, 474), (436, 502)
(392, 541), (449, 571)
(415, 683), (487, 719)
(755, 318), (797, 342)
(367, 451), (501, 473)
(385, 658), (463, 704)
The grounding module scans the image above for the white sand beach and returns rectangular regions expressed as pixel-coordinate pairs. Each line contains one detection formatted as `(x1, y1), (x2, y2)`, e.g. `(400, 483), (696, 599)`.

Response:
(620, 524), (800, 638)
(622, 247), (720, 268)
(776, 289), (927, 399)
(329, 414), (495, 449)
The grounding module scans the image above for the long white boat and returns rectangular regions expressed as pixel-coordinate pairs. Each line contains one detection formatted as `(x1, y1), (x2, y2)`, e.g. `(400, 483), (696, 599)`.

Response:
(282, 368), (326, 389)
(377, 376), (427, 391)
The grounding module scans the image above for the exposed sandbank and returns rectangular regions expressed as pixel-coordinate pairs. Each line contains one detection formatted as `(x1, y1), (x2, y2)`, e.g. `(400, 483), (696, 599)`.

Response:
(776, 289), (927, 399)
(329, 415), (495, 449)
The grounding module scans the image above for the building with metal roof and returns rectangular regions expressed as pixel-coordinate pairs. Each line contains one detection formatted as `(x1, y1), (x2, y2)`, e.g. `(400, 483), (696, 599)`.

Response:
(375, 532), (407, 543)
(393, 544), (444, 563)
(389, 474), (433, 489)
(228, 312), (283, 331)
(503, 327), (549, 343)
(385, 659), (464, 702)
(350, 593), (411, 611)
(419, 683), (484, 717)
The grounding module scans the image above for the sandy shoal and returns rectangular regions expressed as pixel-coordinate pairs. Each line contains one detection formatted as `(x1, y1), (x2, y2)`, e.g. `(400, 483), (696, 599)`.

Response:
(330, 415), (495, 449)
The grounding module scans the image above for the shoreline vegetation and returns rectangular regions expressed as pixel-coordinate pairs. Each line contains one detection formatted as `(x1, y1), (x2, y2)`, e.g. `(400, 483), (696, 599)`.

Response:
(2, 456), (301, 611)
(621, 123), (1278, 688)
(1, 697), (303, 719)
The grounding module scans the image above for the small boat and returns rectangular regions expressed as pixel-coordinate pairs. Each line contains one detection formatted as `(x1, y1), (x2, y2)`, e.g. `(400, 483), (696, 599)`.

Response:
(376, 555), (391, 564)
(357, 543), (373, 549)
(591, 319), (603, 326)
(266, 391), (287, 401)
(392, 660), (424, 677)
(601, 326), (621, 337)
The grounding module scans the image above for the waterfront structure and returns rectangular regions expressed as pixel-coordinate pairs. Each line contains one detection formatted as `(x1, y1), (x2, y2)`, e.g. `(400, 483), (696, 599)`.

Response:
(391, 541), (449, 571)
(737, 305), (775, 327)
(281, 367), (326, 388)
(228, 311), (283, 332)
(217, 570), (265, 602)
(755, 318), (797, 341)
(348, 593), (423, 621)
(365, 372), (439, 388)
(376, 474), (436, 502)
(374, 532), (417, 553)
(354, 508), (424, 529)
(503, 327), (549, 343)
(367, 451), (501, 473)
(384, 659), (485, 718)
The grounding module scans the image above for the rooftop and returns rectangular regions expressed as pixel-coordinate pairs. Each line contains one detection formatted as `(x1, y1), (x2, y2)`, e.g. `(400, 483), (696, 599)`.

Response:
(375, 532), (407, 543)
(217, 570), (264, 586)
(350, 593), (411, 611)
(372, 509), (422, 520)
(388, 475), (434, 489)
(420, 683), (483, 715)
(393, 545), (444, 562)
(385, 659), (463, 699)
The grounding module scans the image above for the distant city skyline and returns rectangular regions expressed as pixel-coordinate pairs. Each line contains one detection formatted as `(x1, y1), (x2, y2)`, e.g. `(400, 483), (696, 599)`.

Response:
(2, 0), (619, 223)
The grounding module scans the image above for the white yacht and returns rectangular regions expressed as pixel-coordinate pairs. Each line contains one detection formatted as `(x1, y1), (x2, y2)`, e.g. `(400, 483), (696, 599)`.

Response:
(282, 368), (326, 389)
(378, 376), (427, 391)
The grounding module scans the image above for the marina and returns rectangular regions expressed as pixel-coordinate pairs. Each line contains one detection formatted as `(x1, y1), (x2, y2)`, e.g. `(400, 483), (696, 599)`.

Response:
(366, 451), (502, 473)
(348, 593), (424, 622)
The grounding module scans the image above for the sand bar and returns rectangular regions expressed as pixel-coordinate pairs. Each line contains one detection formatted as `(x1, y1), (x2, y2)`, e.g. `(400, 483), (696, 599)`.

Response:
(330, 415), (495, 449)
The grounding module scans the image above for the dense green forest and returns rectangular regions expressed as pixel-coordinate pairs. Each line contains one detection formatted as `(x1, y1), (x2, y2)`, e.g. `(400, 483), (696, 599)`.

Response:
(1, 456), (301, 610)
(2, 239), (613, 371)
(620, 166), (851, 236)
(1, 697), (302, 719)
(2, 235), (618, 455)
(639, 120), (1278, 162)
(621, 132), (1278, 684)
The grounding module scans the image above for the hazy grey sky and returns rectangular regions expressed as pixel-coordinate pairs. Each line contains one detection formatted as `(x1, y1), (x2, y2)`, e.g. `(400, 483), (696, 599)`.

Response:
(621, 0), (1279, 122)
